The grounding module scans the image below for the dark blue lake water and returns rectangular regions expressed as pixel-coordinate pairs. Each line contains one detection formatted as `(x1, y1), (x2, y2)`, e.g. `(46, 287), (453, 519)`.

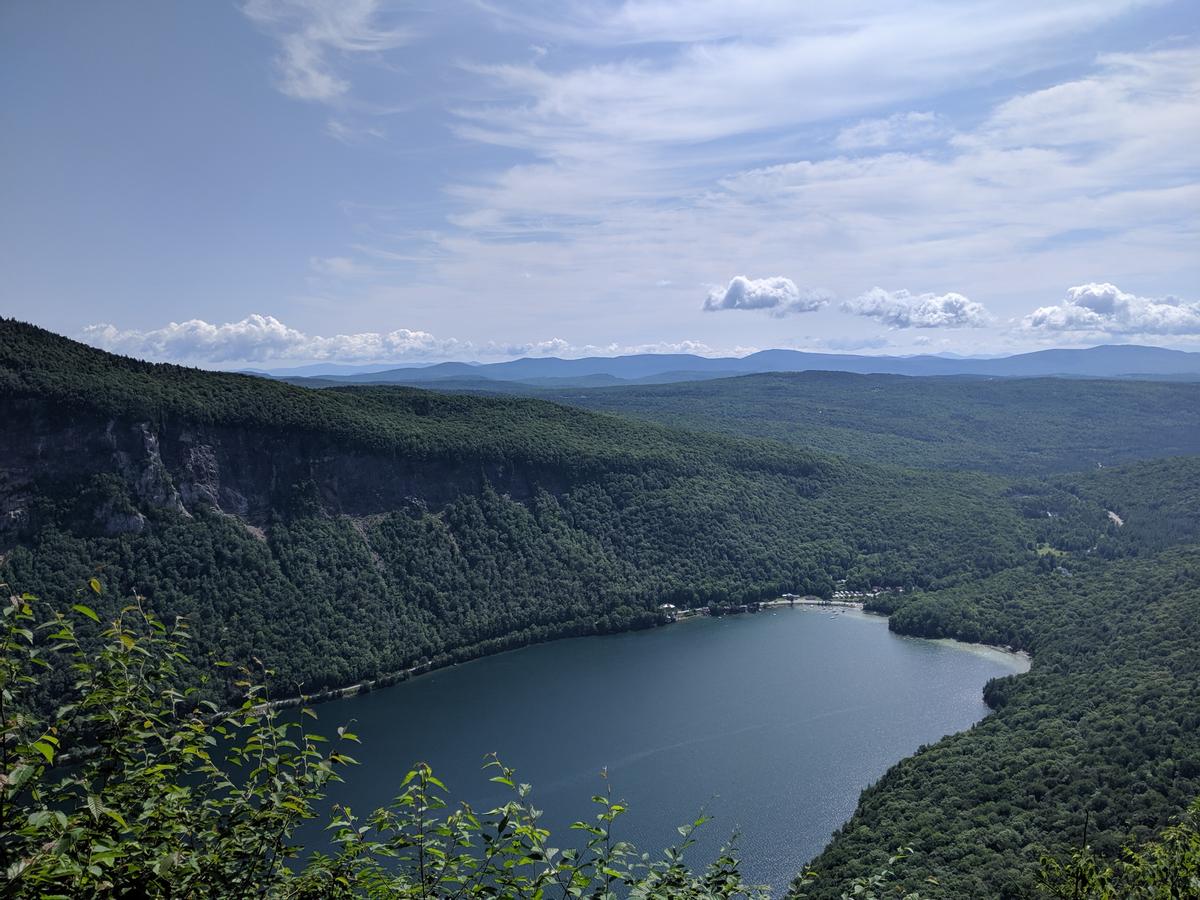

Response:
(301, 607), (1027, 891)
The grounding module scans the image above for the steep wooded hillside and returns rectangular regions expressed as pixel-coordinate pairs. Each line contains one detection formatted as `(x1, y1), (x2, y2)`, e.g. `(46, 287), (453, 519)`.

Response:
(0, 320), (1033, 699)
(794, 456), (1200, 897)
(3, 321), (1197, 897)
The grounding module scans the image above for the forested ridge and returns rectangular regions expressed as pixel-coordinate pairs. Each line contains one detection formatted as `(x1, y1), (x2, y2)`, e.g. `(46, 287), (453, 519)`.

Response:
(0, 320), (842, 481)
(529, 371), (1200, 474)
(2, 318), (1199, 896)
(0, 320), (1030, 700)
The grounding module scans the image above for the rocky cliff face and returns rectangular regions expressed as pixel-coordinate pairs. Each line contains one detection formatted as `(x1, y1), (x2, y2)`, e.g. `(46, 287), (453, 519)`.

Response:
(0, 396), (569, 540)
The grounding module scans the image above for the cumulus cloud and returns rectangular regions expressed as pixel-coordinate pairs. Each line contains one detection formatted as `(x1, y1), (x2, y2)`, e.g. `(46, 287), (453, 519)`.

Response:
(487, 337), (573, 357)
(82, 315), (466, 363)
(440, 42), (1197, 342)
(842, 288), (991, 328)
(241, 0), (412, 102)
(81, 316), (754, 364)
(703, 276), (831, 317)
(1022, 283), (1200, 335)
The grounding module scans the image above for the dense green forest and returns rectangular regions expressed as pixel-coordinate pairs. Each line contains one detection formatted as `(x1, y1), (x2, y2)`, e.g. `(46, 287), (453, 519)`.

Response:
(788, 457), (1200, 896)
(0, 320), (1035, 704)
(527, 371), (1200, 474)
(2, 319), (1199, 895)
(0, 320), (811, 478)
(798, 494), (1200, 895)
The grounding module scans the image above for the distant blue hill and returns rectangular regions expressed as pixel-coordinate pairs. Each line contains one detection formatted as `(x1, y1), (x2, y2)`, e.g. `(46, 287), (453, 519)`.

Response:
(274, 344), (1200, 386)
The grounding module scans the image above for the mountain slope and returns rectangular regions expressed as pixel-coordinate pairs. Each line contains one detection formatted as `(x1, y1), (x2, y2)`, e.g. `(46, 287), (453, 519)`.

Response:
(533, 371), (1200, 474)
(5, 320), (1199, 895)
(0, 320), (1033, 700)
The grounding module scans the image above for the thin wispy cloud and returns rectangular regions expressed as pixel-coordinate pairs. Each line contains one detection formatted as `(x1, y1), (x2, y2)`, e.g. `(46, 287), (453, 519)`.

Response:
(459, 1), (1156, 149)
(6, 1), (1197, 356)
(835, 112), (949, 151)
(326, 118), (386, 144)
(430, 45), (1197, 349)
(242, 0), (413, 102)
(309, 255), (379, 278)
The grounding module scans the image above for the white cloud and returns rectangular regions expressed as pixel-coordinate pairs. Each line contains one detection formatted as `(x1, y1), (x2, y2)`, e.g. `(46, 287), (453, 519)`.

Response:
(703, 276), (830, 317)
(461, 2), (1153, 149)
(242, 0), (412, 102)
(82, 315), (465, 363)
(489, 337), (573, 357)
(81, 316), (753, 364)
(434, 39), (1197, 346)
(794, 335), (893, 352)
(226, 3), (1194, 355)
(835, 111), (948, 150)
(842, 288), (991, 328)
(1022, 283), (1200, 335)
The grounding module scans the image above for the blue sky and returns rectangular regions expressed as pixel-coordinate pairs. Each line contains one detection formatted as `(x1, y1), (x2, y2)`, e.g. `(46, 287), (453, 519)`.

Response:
(2, 0), (1198, 365)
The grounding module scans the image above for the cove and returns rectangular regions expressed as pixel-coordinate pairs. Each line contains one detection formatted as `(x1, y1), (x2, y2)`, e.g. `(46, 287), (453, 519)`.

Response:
(300, 607), (1028, 890)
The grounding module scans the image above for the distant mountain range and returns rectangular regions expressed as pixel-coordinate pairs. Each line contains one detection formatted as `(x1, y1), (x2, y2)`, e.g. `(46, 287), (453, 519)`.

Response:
(268, 344), (1200, 387)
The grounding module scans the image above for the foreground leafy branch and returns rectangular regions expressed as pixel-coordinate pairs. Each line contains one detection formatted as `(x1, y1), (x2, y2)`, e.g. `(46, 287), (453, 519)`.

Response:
(1, 586), (355, 895)
(1039, 799), (1200, 899)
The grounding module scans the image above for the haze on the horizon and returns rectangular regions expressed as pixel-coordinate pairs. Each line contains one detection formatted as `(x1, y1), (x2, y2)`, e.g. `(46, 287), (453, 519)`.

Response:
(2, 1), (1198, 366)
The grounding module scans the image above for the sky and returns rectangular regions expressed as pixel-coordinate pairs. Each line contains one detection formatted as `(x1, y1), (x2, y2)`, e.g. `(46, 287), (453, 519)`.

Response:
(1, 0), (1198, 366)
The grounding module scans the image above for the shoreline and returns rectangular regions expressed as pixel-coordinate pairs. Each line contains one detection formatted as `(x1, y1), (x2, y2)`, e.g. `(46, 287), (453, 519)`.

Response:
(930, 636), (1032, 672)
(267, 593), (1030, 713)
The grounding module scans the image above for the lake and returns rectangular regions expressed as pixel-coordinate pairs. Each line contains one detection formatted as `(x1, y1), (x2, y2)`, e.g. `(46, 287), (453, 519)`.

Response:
(300, 607), (1029, 890)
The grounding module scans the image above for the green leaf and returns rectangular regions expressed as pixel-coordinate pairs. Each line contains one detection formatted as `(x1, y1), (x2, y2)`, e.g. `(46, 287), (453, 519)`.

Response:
(8, 764), (36, 791)
(88, 577), (102, 595)
(71, 603), (101, 623)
